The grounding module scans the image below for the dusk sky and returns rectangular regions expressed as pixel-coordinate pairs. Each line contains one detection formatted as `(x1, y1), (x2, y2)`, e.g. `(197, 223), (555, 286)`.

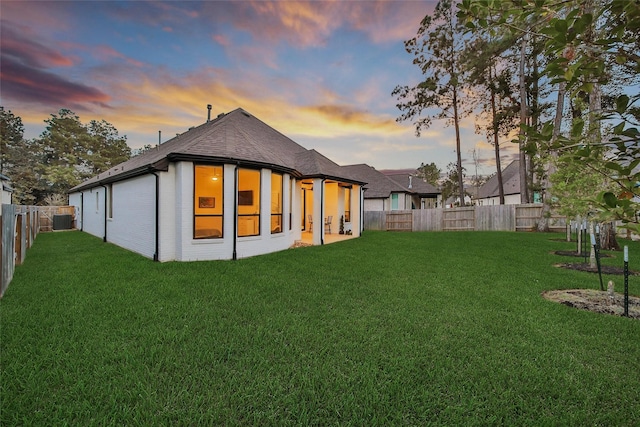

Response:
(1, 0), (516, 175)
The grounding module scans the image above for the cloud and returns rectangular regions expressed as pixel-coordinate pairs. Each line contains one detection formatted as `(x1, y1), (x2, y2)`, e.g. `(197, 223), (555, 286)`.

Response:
(1, 25), (74, 68)
(0, 55), (110, 108)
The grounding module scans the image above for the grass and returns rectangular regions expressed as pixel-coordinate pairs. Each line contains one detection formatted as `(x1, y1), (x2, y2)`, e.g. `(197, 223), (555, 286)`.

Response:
(1, 230), (639, 425)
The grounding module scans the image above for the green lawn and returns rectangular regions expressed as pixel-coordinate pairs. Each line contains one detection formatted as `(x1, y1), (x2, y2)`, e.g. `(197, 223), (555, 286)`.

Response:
(2, 230), (639, 425)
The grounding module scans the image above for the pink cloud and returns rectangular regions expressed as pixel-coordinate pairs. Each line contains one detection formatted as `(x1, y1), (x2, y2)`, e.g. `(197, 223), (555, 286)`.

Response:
(212, 34), (231, 47)
(1, 25), (74, 68)
(1, 55), (110, 107)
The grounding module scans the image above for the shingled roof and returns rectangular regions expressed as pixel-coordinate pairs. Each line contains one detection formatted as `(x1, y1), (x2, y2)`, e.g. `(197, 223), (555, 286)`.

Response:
(70, 108), (365, 192)
(477, 159), (520, 199)
(342, 164), (409, 198)
(384, 172), (440, 196)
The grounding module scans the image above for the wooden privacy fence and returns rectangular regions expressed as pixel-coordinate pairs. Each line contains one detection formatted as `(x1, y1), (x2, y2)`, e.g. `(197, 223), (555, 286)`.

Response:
(1, 205), (75, 298)
(364, 204), (566, 233)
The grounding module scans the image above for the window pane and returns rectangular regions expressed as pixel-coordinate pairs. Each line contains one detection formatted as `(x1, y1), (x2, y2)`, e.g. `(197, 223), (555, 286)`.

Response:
(238, 169), (261, 237)
(271, 172), (283, 234)
(271, 214), (282, 233)
(194, 165), (223, 239)
(194, 165), (223, 215)
(195, 216), (223, 239)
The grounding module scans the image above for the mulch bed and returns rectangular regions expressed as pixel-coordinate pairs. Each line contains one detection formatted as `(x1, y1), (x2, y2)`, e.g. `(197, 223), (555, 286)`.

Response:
(542, 289), (640, 319)
(552, 250), (612, 258)
(553, 262), (638, 276)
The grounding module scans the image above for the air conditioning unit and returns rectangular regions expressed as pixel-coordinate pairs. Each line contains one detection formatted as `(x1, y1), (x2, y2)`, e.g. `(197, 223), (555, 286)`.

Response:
(53, 214), (73, 230)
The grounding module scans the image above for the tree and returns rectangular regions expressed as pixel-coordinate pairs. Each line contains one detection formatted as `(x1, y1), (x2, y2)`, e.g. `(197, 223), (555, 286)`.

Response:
(440, 162), (467, 206)
(0, 107), (24, 174)
(34, 109), (131, 200)
(458, 0), (640, 233)
(416, 162), (441, 186)
(86, 119), (130, 174)
(393, 0), (468, 208)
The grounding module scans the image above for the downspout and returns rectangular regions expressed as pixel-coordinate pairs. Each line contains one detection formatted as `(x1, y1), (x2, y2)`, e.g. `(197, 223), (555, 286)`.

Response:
(320, 179), (325, 245)
(80, 192), (84, 231)
(360, 186), (364, 234)
(100, 185), (107, 242)
(151, 172), (160, 262)
(233, 164), (239, 260)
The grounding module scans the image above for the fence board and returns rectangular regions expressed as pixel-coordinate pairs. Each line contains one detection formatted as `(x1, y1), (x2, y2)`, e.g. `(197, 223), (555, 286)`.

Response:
(442, 207), (475, 231)
(1, 204), (17, 298)
(363, 204), (566, 234)
(386, 211), (412, 231)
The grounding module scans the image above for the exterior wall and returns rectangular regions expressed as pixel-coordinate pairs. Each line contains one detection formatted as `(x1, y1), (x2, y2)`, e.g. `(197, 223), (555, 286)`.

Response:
(69, 193), (82, 229)
(81, 187), (106, 240)
(158, 164), (177, 262)
(364, 198), (384, 211)
(107, 174), (156, 259)
(476, 193), (521, 206)
(70, 160), (351, 262)
(174, 162), (300, 261)
(1, 189), (11, 206)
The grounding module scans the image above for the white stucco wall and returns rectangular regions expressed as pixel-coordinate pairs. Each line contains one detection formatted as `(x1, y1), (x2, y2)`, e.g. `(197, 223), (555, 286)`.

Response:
(69, 193), (82, 229)
(79, 187), (106, 240)
(174, 162), (300, 261)
(477, 193), (521, 206)
(107, 175), (156, 259)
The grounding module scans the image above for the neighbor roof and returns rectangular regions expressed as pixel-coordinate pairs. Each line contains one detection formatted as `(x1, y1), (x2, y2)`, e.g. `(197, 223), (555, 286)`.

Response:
(384, 173), (440, 196)
(343, 164), (440, 199)
(477, 159), (520, 199)
(70, 108), (365, 192)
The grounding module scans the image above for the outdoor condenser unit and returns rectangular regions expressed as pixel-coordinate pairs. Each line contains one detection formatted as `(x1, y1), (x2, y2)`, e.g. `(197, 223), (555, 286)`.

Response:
(53, 214), (73, 230)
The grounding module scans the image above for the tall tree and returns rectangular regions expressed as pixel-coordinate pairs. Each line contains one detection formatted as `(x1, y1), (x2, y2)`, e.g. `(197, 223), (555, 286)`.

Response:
(416, 162), (441, 186)
(440, 162), (467, 206)
(458, 0), (640, 233)
(393, 0), (468, 207)
(34, 109), (131, 200)
(0, 107), (24, 174)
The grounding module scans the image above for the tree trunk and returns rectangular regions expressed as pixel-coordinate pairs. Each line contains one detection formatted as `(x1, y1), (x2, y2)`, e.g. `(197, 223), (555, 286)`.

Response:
(490, 66), (505, 205)
(600, 222), (620, 251)
(576, 217), (582, 254)
(518, 35), (530, 204)
(538, 81), (566, 232)
(453, 87), (465, 206)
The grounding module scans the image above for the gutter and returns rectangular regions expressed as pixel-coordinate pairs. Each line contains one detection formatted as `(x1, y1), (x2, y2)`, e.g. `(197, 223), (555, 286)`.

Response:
(233, 163), (239, 260)
(320, 178), (325, 245)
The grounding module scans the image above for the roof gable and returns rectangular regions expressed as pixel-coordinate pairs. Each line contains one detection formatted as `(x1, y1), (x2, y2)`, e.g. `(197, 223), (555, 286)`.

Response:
(477, 160), (521, 199)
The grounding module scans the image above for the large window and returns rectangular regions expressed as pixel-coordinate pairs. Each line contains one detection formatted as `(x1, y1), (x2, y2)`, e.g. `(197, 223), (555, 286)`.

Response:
(344, 187), (351, 222)
(271, 172), (283, 234)
(238, 168), (261, 237)
(194, 165), (223, 239)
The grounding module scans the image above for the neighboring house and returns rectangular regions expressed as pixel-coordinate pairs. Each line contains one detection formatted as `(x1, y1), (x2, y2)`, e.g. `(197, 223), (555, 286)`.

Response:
(0, 173), (13, 210)
(382, 170), (441, 209)
(343, 165), (441, 211)
(68, 108), (365, 261)
(475, 160), (522, 206)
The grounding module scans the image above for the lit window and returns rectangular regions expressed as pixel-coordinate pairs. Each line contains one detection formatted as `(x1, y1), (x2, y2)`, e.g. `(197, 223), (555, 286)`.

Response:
(194, 165), (223, 239)
(344, 187), (351, 222)
(238, 169), (260, 237)
(271, 172), (283, 234)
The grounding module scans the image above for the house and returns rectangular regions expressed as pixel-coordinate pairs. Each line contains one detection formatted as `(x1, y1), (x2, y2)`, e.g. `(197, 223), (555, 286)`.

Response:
(475, 160), (522, 205)
(68, 108), (366, 261)
(0, 173), (13, 210)
(342, 165), (441, 211)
